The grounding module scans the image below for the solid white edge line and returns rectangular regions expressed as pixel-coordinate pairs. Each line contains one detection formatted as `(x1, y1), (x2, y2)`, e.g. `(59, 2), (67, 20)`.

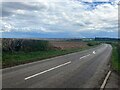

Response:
(100, 71), (111, 89)
(25, 61), (71, 80)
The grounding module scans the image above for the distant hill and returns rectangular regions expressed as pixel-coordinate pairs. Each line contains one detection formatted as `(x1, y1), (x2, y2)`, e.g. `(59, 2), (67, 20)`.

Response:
(95, 37), (120, 41)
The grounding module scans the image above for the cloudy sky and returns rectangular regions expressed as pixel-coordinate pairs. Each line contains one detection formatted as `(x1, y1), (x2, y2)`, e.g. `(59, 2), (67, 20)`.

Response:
(1, 0), (119, 38)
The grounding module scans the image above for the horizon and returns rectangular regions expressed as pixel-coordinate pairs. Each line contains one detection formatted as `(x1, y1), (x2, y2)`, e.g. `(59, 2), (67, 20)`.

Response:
(1, 37), (119, 39)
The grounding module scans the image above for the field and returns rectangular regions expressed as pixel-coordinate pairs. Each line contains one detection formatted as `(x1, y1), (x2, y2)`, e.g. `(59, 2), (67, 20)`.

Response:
(2, 38), (119, 71)
(49, 41), (88, 50)
(2, 38), (99, 68)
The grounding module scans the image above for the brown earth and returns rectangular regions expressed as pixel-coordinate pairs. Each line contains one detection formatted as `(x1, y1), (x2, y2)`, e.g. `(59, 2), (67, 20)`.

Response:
(49, 41), (88, 50)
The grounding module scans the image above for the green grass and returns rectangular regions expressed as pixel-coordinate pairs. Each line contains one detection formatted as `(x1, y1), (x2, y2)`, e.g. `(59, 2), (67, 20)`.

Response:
(3, 47), (92, 68)
(111, 43), (120, 72)
(87, 41), (100, 46)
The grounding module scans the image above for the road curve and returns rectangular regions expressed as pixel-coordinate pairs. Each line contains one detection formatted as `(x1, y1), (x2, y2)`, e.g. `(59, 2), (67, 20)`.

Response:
(2, 44), (112, 88)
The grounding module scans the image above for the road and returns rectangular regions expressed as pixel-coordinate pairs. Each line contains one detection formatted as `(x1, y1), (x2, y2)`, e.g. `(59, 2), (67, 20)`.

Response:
(2, 44), (112, 88)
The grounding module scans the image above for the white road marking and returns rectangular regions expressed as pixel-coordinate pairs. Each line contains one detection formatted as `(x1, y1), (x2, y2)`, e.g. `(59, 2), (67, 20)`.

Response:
(25, 61), (71, 80)
(93, 51), (96, 54)
(80, 54), (90, 59)
(100, 71), (112, 89)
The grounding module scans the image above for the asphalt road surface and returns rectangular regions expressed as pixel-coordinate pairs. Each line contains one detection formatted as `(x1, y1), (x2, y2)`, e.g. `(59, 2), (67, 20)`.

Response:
(2, 44), (112, 88)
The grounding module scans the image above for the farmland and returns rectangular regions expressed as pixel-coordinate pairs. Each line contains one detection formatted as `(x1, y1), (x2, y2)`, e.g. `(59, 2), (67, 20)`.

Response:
(2, 38), (99, 68)
(49, 41), (88, 50)
(1, 38), (120, 73)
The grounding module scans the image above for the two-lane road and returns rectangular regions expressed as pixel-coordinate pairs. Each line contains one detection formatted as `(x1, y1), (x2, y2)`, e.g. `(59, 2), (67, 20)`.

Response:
(2, 44), (112, 88)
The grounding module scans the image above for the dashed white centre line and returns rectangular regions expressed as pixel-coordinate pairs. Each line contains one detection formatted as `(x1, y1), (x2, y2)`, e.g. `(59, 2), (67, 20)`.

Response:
(25, 61), (71, 80)
(80, 54), (90, 59)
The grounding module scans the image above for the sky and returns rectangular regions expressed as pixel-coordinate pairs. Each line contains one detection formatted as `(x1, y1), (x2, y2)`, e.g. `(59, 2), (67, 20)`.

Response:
(1, 0), (119, 38)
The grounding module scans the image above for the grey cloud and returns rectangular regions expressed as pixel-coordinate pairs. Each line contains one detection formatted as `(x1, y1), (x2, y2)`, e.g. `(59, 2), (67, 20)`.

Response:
(2, 2), (47, 17)
(2, 8), (13, 16)
(2, 2), (39, 10)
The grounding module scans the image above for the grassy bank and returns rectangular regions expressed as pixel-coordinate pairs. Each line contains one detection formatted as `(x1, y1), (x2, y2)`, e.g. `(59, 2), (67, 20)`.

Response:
(111, 43), (120, 72)
(2, 45), (96, 68)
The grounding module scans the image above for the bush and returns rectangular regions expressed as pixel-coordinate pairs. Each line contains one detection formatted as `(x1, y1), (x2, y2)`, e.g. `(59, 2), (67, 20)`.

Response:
(2, 38), (51, 52)
(21, 40), (50, 52)
(87, 42), (100, 46)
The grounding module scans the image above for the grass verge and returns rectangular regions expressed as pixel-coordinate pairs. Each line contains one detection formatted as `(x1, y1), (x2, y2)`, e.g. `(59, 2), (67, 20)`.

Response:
(2, 45), (97, 68)
(111, 43), (120, 72)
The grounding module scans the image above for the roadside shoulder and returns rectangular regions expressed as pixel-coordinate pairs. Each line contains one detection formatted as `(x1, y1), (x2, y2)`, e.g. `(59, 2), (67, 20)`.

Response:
(105, 71), (119, 89)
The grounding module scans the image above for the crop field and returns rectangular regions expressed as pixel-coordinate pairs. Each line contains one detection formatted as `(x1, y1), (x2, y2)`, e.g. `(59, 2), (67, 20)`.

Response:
(2, 38), (99, 68)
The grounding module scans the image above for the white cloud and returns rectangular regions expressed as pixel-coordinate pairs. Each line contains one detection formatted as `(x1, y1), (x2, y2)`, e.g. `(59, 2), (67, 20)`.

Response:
(83, 0), (93, 2)
(93, 0), (109, 2)
(15, 9), (25, 14)
(1, 0), (118, 37)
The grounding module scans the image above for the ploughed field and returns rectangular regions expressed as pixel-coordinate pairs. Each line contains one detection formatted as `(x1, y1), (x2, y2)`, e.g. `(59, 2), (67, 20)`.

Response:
(49, 41), (88, 50)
